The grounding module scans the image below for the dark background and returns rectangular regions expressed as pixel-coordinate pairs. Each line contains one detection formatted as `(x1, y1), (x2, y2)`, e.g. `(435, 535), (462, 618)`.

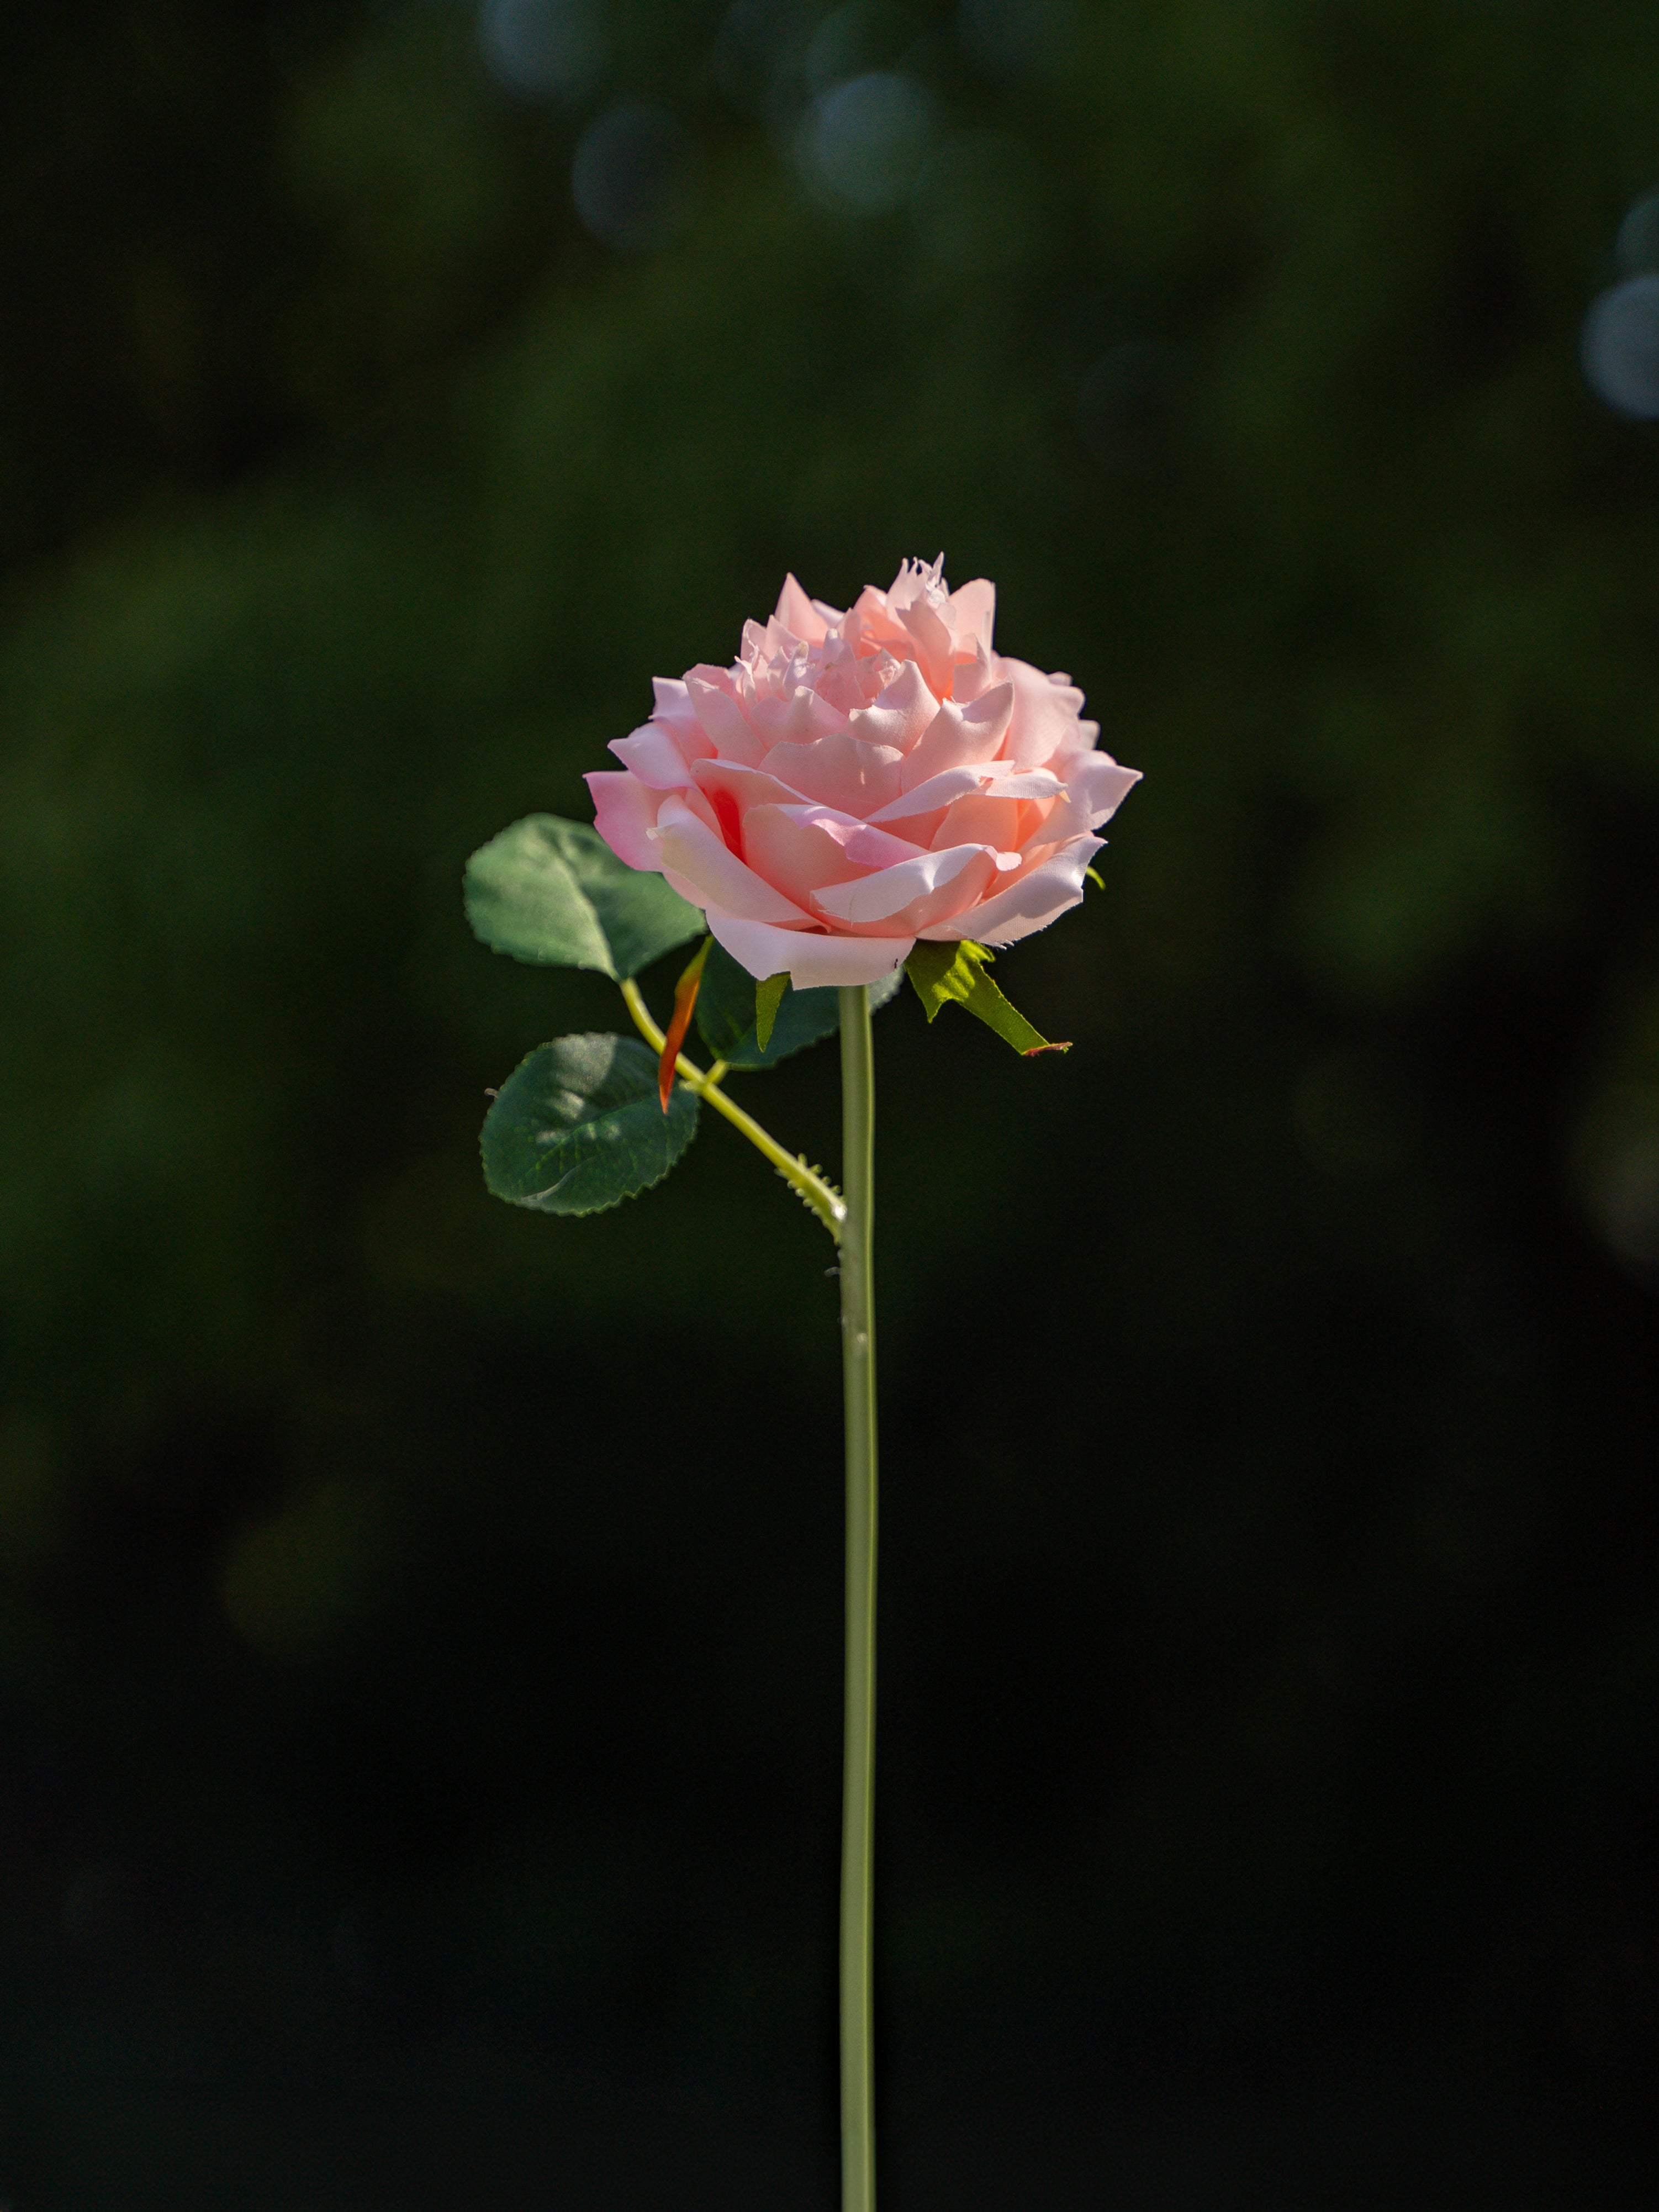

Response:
(3, 3), (1658, 2204)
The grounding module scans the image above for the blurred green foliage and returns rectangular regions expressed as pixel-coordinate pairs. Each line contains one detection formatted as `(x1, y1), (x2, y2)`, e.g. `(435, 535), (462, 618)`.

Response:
(2, 1), (1658, 2201)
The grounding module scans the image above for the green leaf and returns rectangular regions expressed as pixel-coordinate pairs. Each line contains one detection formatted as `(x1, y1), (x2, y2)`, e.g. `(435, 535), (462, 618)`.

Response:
(694, 941), (904, 1069)
(904, 941), (1071, 1057)
(753, 973), (788, 1052)
(481, 1033), (699, 1214)
(464, 814), (703, 980)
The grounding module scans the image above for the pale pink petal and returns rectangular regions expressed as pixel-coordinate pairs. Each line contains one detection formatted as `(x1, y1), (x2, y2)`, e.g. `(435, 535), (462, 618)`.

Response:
(774, 573), (832, 645)
(650, 677), (710, 743)
(922, 835), (1104, 947)
(888, 847), (1008, 933)
(948, 577), (996, 651)
(896, 597), (954, 694)
(1066, 753), (1142, 827)
(838, 819), (926, 868)
(929, 793), (1026, 852)
(686, 674), (766, 767)
(609, 723), (698, 789)
(692, 758), (813, 810)
(868, 764), (993, 821)
(810, 842), (996, 927)
(997, 657), (1090, 770)
(742, 805), (868, 901)
(759, 732), (903, 815)
(847, 660), (938, 753)
(587, 771), (665, 871)
(899, 684), (1015, 791)
(651, 795), (814, 925)
(951, 641), (998, 703)
(705, 910), (913, 989)
(980, 768), (1066, 802)
(749, 687), (849, 748)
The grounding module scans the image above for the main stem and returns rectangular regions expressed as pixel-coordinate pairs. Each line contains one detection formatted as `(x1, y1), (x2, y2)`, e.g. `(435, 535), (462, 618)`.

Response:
(838, 985), (878, 2212)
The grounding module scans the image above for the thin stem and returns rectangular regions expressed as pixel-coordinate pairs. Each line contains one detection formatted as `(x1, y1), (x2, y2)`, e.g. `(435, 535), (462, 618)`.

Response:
(838, 984), (878, 2212)
(620, 977), (845, 1239)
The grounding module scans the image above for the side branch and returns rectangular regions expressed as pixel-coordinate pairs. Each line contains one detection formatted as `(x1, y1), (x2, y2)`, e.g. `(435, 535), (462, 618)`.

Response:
(620, 978), (846, 1240)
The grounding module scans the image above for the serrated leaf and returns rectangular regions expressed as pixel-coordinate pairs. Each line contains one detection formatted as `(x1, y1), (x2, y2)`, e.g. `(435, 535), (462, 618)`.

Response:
(693, 941), (904, 1069)
(481, 1033), (699, 1214)
(465, 815), (703, 980)
(904, 940), (1070, 1057)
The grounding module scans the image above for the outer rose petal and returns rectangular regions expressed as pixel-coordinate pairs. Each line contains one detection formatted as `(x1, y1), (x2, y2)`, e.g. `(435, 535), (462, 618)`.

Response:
(687, 675), (766, 766)
(998, 658), (1090, 770)
(810, 842), (1006, 927)
(922, 835), (1105, 947)
(587, 770), (664, 870)
(742, 805), (868, 900)
(652, 795), (815, 925)
(610, 723), (698, 789)
(650, 677), (709, 743)
(705, 909), (913, 989)
(1066, 753), (1142, 827)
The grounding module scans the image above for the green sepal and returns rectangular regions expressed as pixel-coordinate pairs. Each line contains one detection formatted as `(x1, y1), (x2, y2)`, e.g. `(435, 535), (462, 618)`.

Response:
(1084, 865), (1105, 891)
(481, 1033), (699, 1213)
(904, 941), (1070, 1057)
(753, 973), (789, 1052)
(464, 814), (703, 980)
(694, 941), (903, 1069)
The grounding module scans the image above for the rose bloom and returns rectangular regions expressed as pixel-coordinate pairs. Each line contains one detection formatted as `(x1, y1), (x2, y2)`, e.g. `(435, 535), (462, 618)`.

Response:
(586, 557), (1140, 988)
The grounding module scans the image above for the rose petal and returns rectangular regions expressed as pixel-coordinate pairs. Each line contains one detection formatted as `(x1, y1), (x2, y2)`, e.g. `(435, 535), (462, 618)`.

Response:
(921, 834), (1104, 947)
(741, 804), (868, 900)
(847, 661), (938, 753)
(609, 722), (699, 789)
(900, 683), (1015, 791)
(929, 793), (1026, 852)
(749, 686), (849, 749)
(1066, 752), (1142, 827)
(652, 795), (815, 925)
(705, 910), (913, 989)
(687, 674), (765, 766)
(773, 573), (833, 645)
(649, 677), (712, 746)
(810, 841), (992, 926)
(587, 770), (664, 870)
(867, 765), (990, 821)
(693, 758), (815, 811)
(759, 732), (903, 815)
(997, 657), (1090, 770)
(948, 577), (996, 652)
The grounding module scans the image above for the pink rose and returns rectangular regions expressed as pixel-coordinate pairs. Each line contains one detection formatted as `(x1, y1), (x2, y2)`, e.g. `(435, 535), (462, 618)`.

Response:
(585, 557), (1141, 989)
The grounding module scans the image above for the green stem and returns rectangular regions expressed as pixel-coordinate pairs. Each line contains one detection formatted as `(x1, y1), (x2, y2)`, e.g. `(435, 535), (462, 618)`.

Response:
(620, 977), (845, 1239)
(838, 984), (878, 2212)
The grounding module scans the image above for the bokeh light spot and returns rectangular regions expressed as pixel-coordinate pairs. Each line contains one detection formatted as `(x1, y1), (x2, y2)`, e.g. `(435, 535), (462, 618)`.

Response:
(1615, 189), (1659, 275)
(797, 70), (934, 214)
(572, 104), (701, 252)
(478, 0), (610, 105)
(1581, 275), (1659, 419)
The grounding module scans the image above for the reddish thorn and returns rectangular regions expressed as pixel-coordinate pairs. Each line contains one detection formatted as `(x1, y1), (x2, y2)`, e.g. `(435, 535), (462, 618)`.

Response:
(659, 941), (710, 1111)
